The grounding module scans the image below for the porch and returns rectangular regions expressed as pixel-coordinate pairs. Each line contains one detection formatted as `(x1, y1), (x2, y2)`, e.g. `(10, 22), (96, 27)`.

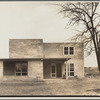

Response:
(43, 58), (70, 79)
(0, 58), (72, 80)
(0, 58), (43, 80)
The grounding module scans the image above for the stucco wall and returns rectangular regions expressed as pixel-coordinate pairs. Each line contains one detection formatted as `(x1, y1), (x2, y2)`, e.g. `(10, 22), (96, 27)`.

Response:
(67, 58), (84, 78)
(28, 60), (43, 79)
(9, 39), (43, 58)
(43, 43), (84, 78)
(43, 43), (83, 59)
(8, 39), (84, 79)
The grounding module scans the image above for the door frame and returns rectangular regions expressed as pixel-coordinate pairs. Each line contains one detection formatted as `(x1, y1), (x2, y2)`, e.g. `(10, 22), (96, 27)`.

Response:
(51, 63), (62, 78)
(51, 63), (56, 78)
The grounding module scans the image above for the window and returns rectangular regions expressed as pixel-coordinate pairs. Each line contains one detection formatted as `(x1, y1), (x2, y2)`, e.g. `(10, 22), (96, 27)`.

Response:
(15, 62), (28, 76)
(68, 63), (74, 77)
(64, 47), (68, 55)
(64, 47), (74, 55)
(69, 47), (74, 55)
(51, 63), (56, 78)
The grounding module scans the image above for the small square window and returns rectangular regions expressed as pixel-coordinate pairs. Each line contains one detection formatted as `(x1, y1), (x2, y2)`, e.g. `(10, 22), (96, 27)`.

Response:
(64, 47), (68, 55)
(64, 47), (68, 50)
(69, 47), (74, 55)
(64, 47), (74, 55)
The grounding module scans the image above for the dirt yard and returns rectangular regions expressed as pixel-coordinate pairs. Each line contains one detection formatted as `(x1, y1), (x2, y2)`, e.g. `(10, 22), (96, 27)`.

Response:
(0, 77), (100, 96)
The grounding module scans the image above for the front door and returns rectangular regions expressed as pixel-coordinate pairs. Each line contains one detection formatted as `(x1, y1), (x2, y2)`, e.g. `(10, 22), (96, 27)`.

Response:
(51, 63), (62, 78)
(56, 63), (62, 77)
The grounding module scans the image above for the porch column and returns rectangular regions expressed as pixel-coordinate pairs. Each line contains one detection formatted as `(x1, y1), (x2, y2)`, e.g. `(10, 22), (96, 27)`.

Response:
(0, 61), (3, 80)
(28, 60), (43, 80)
(65, 61), (68, 80)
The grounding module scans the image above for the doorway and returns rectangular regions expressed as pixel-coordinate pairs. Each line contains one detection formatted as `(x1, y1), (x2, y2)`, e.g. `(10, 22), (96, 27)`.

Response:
(51, 63), (62, 78)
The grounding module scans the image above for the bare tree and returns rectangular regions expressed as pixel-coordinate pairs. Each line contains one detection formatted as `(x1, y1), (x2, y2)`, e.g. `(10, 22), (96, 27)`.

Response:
(58, 2), (100, 73)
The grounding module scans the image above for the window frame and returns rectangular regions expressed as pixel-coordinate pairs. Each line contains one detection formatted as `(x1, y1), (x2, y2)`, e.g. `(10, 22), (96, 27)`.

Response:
(67, 63), (74, 77)
(63, 46), (75, 56)
(51, 63), (56, 78)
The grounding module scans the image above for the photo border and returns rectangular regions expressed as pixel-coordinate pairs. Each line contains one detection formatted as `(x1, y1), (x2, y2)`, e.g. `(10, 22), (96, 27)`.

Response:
(0, 0), (100, 99)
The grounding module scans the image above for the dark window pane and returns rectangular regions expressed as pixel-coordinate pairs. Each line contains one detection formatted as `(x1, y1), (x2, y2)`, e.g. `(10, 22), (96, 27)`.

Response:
(52, 66), (55, 73)
(22, 73), (27, 75)
(64, 47), (68, 55)
(52, 74), (55, 77)
(16, 73), (21, 76)
(70, 50), (73, 55)
(70, 47), (74, 55)
(70, 47), (73, 50)
(70, 67), (74, 71)
(70, 64), (74, 71)
(70, 64), (74, 67)
(64, 47), (68, 50)
(70, 72), (74, 76)
(64, 51), (68, 55)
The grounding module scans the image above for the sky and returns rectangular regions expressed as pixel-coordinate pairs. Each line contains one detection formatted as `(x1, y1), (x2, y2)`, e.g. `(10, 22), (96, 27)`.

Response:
(0, 1), (98, 67)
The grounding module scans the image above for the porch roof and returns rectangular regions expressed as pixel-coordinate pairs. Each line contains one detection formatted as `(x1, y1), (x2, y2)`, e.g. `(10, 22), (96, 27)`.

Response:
(43, 58), (71, 61)
(0, 58), (71, 61)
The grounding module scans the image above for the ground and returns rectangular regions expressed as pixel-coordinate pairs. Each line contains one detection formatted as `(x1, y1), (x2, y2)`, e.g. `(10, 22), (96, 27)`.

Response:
(0, 67), (99, 96)
(0, 77), (100, 96)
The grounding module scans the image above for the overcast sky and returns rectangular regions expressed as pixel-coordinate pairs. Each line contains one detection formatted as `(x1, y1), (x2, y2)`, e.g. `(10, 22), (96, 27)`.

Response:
(0, 1), (98, 67)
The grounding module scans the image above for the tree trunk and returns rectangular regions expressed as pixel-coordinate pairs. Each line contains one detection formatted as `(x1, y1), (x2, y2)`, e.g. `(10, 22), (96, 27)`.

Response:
(96, 50), (100, 75)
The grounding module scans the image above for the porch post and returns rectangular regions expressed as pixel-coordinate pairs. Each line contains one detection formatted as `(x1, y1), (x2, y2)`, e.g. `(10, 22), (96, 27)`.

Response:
(0, 61), (3, 80)
(65, 61), (68, 80)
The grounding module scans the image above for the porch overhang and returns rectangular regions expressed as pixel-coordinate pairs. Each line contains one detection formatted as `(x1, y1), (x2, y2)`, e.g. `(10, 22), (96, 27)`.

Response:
(0, 58), (43, 61)
(43, 58), (71, 61)
(0, 58), (71, 61)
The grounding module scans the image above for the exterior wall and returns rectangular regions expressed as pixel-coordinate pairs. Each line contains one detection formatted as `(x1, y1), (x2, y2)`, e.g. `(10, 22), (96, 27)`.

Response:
(43, 43), (83, 59)
(44, 43), (84, 78)
(8, 39), (84, 79)
(9, 39), (43, 58)
(0, 61), (3, 80)
(3, 76), (29, 81)
(67, 59), (84, 78)
(28, 60), (43, 79)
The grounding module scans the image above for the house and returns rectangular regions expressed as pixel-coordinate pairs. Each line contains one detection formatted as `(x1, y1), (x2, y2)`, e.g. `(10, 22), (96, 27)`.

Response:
(0, 39), (84, 80)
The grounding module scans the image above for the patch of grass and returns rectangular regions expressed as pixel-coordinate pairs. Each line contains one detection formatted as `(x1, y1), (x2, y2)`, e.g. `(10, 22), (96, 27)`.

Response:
(86, 89), (100, 93)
